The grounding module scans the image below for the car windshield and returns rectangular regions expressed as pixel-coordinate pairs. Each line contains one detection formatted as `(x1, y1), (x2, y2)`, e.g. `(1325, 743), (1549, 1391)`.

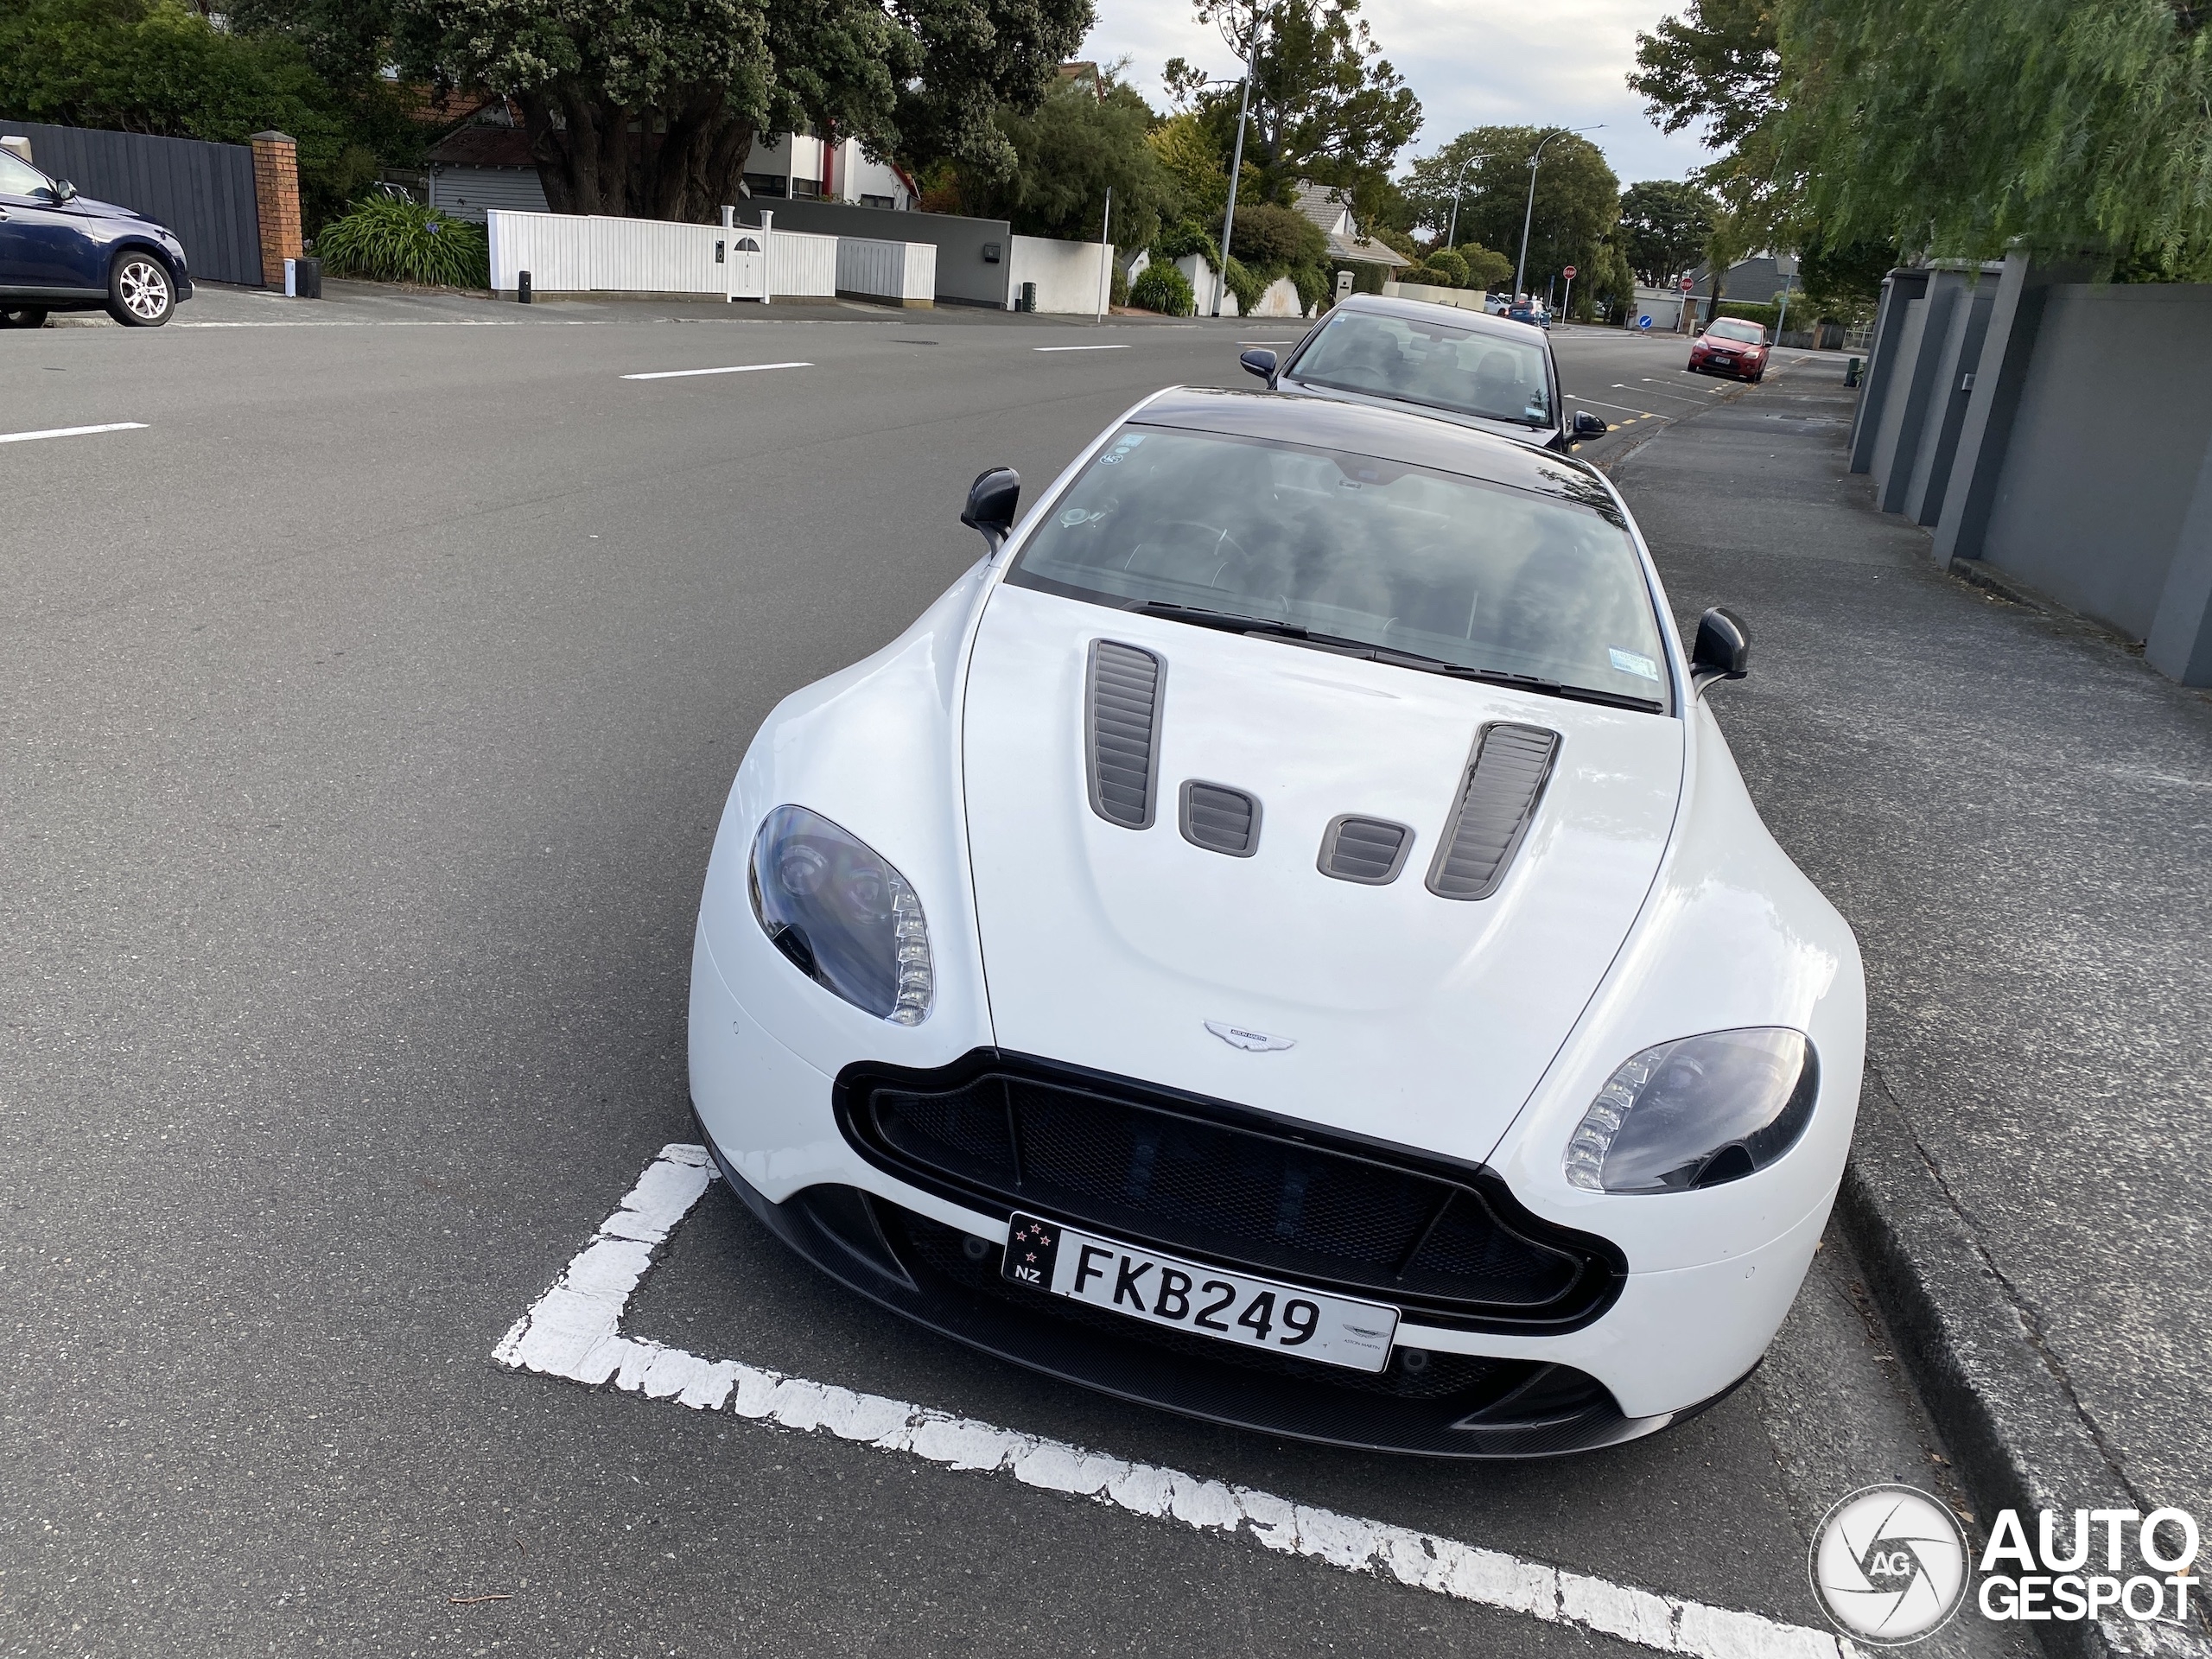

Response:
(1289, 309), (1553, 426)
(1005, 425), (1669, 709)
(1706, 319), (1764, 344)
(0, 149), (52, 197)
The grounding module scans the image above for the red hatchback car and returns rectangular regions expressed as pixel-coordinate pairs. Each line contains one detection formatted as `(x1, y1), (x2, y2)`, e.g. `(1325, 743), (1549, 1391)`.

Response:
(1688, 317), (1770, 381)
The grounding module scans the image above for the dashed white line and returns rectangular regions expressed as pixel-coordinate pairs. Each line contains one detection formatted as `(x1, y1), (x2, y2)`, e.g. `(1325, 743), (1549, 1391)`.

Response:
(1033, 344), (1130, 353)
(495, 1144), (1854, 1659)
(0, 422), (149, 445)
(1615, 382), (1708, 404)
(622, 360), (813, 379)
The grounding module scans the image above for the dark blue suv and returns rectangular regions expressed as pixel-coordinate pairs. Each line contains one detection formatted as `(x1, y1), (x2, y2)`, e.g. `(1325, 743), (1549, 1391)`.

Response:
(0, 147), (193, 328)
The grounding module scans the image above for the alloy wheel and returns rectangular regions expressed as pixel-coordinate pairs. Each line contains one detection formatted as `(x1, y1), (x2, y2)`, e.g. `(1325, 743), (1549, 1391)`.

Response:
(119, 260), (169, 321)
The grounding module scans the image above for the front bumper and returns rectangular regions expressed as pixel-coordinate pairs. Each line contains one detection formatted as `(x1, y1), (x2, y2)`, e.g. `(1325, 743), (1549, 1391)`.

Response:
(690, 927), (1831, 1456)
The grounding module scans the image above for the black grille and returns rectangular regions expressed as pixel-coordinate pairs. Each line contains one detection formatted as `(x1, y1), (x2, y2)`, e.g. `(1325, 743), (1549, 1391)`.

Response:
(1179, 780), (1259, 856)
(1319, 815), (1412, 884)
(1085, 640), (1162, 828)
(836, 1051), (1621, 1333)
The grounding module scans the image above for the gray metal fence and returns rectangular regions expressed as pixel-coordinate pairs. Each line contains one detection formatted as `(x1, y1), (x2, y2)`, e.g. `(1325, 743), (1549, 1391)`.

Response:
(0, 119), (262, 286)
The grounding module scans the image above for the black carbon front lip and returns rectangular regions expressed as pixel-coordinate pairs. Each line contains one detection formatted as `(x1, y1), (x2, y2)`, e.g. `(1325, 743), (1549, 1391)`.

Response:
(694, 1112), (1676, 1459)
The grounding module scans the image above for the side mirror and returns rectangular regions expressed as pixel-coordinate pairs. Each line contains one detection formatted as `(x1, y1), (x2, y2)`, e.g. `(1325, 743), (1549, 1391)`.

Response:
(1571, 410), (1607, 441)
(1238, 347), (1278, 385)
(51, 178), (77, 205)
(1690, 607), (1751, 694)
(960, 466), (1020, 551)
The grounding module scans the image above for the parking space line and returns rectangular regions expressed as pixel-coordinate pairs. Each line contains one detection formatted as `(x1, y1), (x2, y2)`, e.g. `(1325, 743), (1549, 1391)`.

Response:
(0, 422), (149, 446)
(1615, 383), (1708, 404)
(1569, 396), (1666, 417)
(495, 1145), (1851, 1659)
(1033, 344), (1130, 353)
(621, 361), (812, 380)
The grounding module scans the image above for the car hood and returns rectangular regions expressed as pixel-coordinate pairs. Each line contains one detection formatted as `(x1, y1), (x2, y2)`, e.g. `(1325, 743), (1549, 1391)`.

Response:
(959, 582), (1684, 1167)
(63, 195), (154, 224)
(1276, 377), (1560, 448)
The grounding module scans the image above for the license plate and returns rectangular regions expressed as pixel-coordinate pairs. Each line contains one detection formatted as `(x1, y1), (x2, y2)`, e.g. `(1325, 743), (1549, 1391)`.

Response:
(1001, 1213), (1400, 1373)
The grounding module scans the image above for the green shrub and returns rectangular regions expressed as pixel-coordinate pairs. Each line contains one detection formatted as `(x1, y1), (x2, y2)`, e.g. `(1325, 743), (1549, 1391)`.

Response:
(1109, 261), (1129, 308)
(1229, 202), (1327, 270)
(315, 194), (489, 288)
(1151, 219), (1222, 269)
(1402, 262), (1452, 288)
(1423, 248), (1471, 287)
(1452, 242), (1514, 290)
(1129, 260), (1194, 316)
(1288, 262), (1332, 315)
(1223, 255), (1266, 316)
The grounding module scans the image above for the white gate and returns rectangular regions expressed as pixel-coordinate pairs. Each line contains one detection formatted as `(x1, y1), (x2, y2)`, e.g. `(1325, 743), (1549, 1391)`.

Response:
(719, 207), (766, 301)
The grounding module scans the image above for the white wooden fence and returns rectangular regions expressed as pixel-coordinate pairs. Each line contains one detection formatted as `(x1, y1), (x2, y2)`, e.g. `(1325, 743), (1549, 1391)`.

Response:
(836, 237), (936, 305)
(486, 209), (843, 302)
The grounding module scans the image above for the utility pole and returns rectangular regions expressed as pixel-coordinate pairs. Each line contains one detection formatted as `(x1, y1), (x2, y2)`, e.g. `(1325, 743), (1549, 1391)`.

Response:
(1445, 153), (1475, 248)
(1514, 125), (1600, 302)
(1213, 72), (1253, 318)
(1096, 187), (1112, 323)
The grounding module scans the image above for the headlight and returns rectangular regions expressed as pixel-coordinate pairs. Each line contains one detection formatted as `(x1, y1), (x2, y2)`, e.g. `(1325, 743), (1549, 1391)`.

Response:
(747, 805), (932, 1025)
(1562, 1028), (1816, 1193)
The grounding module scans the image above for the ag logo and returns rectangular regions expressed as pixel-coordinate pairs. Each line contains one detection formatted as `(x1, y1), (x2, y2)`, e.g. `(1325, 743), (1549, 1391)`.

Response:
(1809, 1484), (1970, 1645)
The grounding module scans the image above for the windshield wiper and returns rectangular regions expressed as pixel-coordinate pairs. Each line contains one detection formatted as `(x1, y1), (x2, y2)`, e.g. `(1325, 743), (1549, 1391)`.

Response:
(1128, 601), (1662, 711)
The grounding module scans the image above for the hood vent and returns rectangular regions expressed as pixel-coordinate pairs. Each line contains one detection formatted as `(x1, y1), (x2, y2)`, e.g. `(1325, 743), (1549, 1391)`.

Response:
(1427, 723), (1560, 900)
(1085, 640), (1164, 829)
(1318, 815), (1413, 885)
(1179, 781), (1260, 856)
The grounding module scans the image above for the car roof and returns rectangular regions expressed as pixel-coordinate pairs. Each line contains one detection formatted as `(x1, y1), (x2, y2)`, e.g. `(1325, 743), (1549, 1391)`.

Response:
(1127, 387), (1622, 524)
(1323, 291), (1547, 344)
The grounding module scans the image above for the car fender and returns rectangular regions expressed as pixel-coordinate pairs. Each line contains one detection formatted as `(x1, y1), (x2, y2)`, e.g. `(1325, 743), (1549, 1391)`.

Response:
(1483, 694), (1866, 1274)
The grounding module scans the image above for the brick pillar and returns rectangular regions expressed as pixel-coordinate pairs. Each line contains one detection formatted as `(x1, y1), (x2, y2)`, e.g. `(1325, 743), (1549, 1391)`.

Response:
(250, 130), (302, 289)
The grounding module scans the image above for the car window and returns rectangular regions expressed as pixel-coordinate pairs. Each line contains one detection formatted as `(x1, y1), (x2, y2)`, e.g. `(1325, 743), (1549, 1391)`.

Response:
(0, 149), (51, 197)
(1005, 426), (1668, 709)
(1707, 319), (1764, 344)
(1289, 310), (1553, 427)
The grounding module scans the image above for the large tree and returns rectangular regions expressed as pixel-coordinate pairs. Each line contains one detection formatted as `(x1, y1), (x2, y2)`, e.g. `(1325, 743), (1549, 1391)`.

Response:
(239, 0), (1087, 220)
(1627, 0), (1792, 251)
(1162, 0), (1421, 200)
(1402, 127), (1619, 294)
(953, 64), (1179, 250)
(1617, 179), (1717, 285)
(1775, 0), (2212, 270)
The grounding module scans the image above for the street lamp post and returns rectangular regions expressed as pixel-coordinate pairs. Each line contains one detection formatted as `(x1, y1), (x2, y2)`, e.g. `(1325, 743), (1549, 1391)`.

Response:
(1514, 124), (1600, 302)
(1213, 72), (1253, 318)
(1444, 154), (1475, 249)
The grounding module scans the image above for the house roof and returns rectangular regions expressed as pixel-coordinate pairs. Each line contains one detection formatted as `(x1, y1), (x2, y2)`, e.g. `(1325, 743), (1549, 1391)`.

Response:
(1290, 180), (1411, 270)
(425, 125), (536, 169)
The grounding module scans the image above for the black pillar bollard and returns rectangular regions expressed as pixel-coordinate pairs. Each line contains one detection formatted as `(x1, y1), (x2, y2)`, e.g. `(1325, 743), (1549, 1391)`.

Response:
(518, 270), (532, 304)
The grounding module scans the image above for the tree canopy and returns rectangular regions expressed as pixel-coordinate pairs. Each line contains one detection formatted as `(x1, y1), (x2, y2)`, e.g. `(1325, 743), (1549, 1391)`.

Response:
(0, 0), (405, 225)
(1401, 127), (1619, 293)
(1618, 179), (1717, 285)
(952, 65), (1177, 251)
(1163, 0), (1421, 204)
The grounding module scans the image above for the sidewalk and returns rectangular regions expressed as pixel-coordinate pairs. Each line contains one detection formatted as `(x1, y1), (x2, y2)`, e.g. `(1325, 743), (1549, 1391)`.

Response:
(1611, 356), (2212, 1652)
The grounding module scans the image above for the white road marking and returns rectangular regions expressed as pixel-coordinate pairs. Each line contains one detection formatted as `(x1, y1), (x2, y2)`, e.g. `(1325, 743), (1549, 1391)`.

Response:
(0, 422), (149, 446)
(496, 1145), (1855, 1659)
(622, 360), (813, 380)
(1616, 382), (1708, 404)
(1033, 344), (1130, 353)
(1568, 395), (1667, 416)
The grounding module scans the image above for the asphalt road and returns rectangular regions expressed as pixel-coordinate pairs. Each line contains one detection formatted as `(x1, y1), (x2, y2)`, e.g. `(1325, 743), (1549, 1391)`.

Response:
(2, 289), (2017, 1658)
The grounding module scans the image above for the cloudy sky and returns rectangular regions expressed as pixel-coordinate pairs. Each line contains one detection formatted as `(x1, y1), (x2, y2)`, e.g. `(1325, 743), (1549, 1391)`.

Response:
(1081, 0), (1714, 188)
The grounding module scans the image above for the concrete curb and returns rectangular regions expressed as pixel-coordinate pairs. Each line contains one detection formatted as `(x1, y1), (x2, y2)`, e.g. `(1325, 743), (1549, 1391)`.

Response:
(1834, 1078), (2209, 1659)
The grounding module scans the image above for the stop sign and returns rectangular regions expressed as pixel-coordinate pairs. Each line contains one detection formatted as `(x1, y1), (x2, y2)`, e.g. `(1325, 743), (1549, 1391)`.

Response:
(1563, 265), (1577, 280)
(1681, 275), (1694, 290)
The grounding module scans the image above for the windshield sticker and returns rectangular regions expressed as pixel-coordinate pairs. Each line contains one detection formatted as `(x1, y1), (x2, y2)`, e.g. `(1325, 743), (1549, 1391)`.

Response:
(1609, 648), (1661, 681)
(1102, 432), (1146, 464)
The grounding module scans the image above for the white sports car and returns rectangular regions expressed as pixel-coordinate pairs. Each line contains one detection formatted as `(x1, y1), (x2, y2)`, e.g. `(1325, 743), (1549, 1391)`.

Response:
(688, 388), (1865, 1458)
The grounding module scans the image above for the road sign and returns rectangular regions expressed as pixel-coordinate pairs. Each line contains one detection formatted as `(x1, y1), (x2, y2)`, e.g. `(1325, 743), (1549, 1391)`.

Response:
(1563, 265), (1577, 280)
(1681, 275), (1694, 291)
(1637, 315), (1654, 331)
